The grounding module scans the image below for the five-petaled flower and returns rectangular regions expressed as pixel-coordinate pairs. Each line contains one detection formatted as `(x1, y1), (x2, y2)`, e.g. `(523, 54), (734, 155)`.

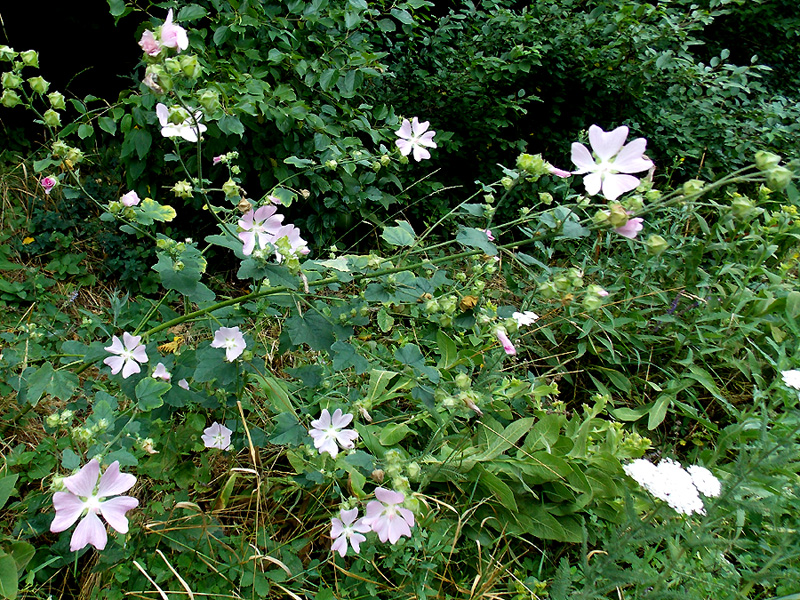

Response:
(156, 103), (207, 142)
(159, 9), (189, 51)
(781, 369), (800, 390)
(202, 422), (233, 450)
(309, 408), (359, 458)
(615, 217), (644, 239)
(210, 326), (246, 361)
(494, 327), (516, 356)
(395, 117), (437, 162)
(330, 508), (370, 557)
(571, 125), (654, 201)
(120, 190), (141, 207)
(50, 459), (139, 551)
(238, 205), (284, 256)
(364, 487), (415, 544)
(104, 332), (149, 379)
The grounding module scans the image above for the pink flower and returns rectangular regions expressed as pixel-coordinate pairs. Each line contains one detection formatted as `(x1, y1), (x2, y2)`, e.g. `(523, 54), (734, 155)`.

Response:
(548, 165), (572, 178)
(120, 190), (141, 207)
(571, 125), (654, 201)
(151, 362), (171, 381)
(50, 459), (139, 551)
(330, 508), (371, 557)
(138, 30), (161, 56)
(395, 117), (437, 162)
(104, 332), (149, 378)
(494, 327), (516, 356)
(308, 408), (359, 458)
(156, 103), (207, 142)
(159, 9), (188, 52)
(484, 229), (495, 242)
(213, 155), (225, 165)
(202, 422), (233, 450)
(615, 217), (644, 239)
(210, 326), (246, 361)
(40, 177), (57, 195)
(364, 488), (415, 544)
(238, 205), (284, 256)
(178, 378), (190, 390)
(271, 223), (311, 263)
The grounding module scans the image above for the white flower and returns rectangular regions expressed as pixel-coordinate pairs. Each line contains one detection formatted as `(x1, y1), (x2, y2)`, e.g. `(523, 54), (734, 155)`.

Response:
(156, 103), (207, 142)
(210, 326), (246, 361)
(152, 362), (171, 381)
(571, 125), (654, 201)
(624, 458), (708, 516)
(330, 508), (370, 557)
(395, 117), (437, 162)
(120, 191), (141, 207)
(687, 465), (721, 497)
(363, 487), (415, 544)
(103, 332), (149, 379)
(308, 408), (359, 458)
(202, 422), (232, 450)
(781, 369), (800, 390)
(178, 378), (190, 390)
(512, 311), (539, 327)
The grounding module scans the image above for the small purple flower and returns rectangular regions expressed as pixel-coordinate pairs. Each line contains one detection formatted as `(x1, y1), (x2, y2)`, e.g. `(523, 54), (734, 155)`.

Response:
(309, 408), (359, 458)
(138, 30), (161, 56)
(50, 459), (139, 551)
(615, 217), (644, 239)
(363, 488), (415, 544)
(484, 229), (495, 242)
(494, 327), (516, 356)
(41, 176), (57, 195)
(548, 165), (572, 178)
(104, 332), (149, 378)
(213, 155), (225, 165)
(330, 508), (370, 557)
(202, 422), (233, 450)
(395, 117), (437, 162)
(120, 190), (141, 207)
(210, 326), (246, 361)
(159, 9), (189, 52)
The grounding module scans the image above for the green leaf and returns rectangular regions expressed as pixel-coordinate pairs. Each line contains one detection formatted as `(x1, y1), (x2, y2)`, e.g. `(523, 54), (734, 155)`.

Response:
(647, 394), (672, 430)
(0, 474), (19, 510)
(331, 341), (370, 374)
(364, 369), (399, 407)
(177, 4), (208, 21)
(376, 307), (394, 332)
(135, 377), (170, 411)
(107, 0), (126, 16)
(435, 330), (458, 369)
(786, 291), (800, 320)
(8, 542), (34, 573)
(0, 554), (18, 600)
(256, 375), (298, 418)
(98, 116), (117, 135)
(390, 7), (414, 24)
(475, 418), (535, 461)
(381, 221), (416, 247)
(456, 227), (497, 255)
(218, 114), (245, 136)
(77, 124), (94, 139)
(21, 362), (54, 406)
(136, 198), (177, 224)
(213, 25), (231, 45)
(378, 423), (413, 445)
(477, 465), (518, 512)
(61, 449), (81, 471)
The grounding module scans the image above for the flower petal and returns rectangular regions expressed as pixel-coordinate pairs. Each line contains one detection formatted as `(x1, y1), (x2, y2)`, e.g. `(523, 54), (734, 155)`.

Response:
(395, 138), (412, 156)
(339, 508), (359, 527)
(103, 355), (125, 375)
(99, 496), (139, 533)
(395, 119), (412, 139)
(374, 487), (405, 505)
(602, 173), (641, 201)
(97, 461), (136, 497)
(411, 117), (430, 136)
(582, 172), (603, 197)
(104, 335), (124, 354)
(612, 138), (653, 173)
(589, 125), (628, 161)
(70, 511), (108, 551)
(121, 358), (142, 379)
(412, 145), (431, 162)
(64, 459), (100, 497)
(51, 492), (86, 532)
(156, 103), (169, 127)
(570, 143), (596, 174)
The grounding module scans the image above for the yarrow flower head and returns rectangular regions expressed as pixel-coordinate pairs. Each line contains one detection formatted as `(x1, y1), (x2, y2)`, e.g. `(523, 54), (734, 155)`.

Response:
(50, 459), (139, 551)
(156, 103), (207, 142)
(202, 422), (233, 450)
(309, 408), (359, 458)
(210, 326), (246, 361)
(395, 117), (437, 162)
(120, 190), (141, 207)
(781, 369), (800, 390)
(571, 125), (654, 201)
(41, 176), (57, 195)
(494, 327), (516, 356)
(624, 457), (720, 516)
(104, 332), (149, 378)
(330, 508), (371, 557)
(364, 487), (415, 544)
(512, 310), (539, 327)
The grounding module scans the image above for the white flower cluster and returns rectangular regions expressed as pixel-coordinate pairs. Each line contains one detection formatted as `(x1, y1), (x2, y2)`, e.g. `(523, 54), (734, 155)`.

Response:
(623, 458), (721, 515)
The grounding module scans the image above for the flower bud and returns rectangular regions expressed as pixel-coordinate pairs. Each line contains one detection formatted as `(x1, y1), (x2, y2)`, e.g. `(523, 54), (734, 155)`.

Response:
(42, 109), (61, 128)
(172, 180), (193, 198)
(755, 150), (781, 171)
(237, 198), (253, 213)
(164, 57), (182, 75)
(143, 65), (170, 93)
(644, 189), (662, 202)
(766, 166), (793, 192)
(371, 469), (385, 483)
(20, 50), (38, 68)
(516, 153), (548, 177)
(607, 203), (629, 228)
(407, 462), (421, 480)
(47, 91), (66, 110)
(538, 192), (553, 206)
(197, 89), (220, 112)
(380, 155), (391, 166)
(45, 413), (60, 428)
(730, 194), (762, 220)
(300, 189), (311, 199)
(179, 54), (201, 78)
(501, 176), (516, 190)
(2, 71), (22, 89)
(0, 46), (17, 62)
(27, 76), (49, 94)
(682, 179), (704, 196)
(66, 147), (85, 165)
(0, 89), (21, 107)
(222, 178), (239, 197)
(645, 234), (669, 256)
(454, 372), (471, 390)
(372, 161), (382, 172)
(583, 294), (605, 311)
(324, 159), (338, 170)
(592, 209), (610, 226)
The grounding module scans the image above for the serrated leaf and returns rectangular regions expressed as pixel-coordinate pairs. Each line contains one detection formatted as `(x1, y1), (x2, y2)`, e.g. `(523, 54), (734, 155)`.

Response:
(381, 221), (416, 247)
(137, 198), (177, 224)
(177, 4), (208, 21)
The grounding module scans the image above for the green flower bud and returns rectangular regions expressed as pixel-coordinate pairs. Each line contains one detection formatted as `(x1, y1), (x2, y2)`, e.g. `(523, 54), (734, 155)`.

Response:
(66, 147), (85, 165)
(179, 54), (201, 78)
(2, 71), (22, 89)
(592, 209), (610, 226)
(47, 91), (66, 110)
(27, 76), (49, 94)
(45, 414), (60, 428)
(144, 65), (171, 94)
(20, 50), (38, 68)
(380, 155), (391, 167)
(607, 203), (629, 228)
(197, 88), (220, 112)
(372, 161), (382, 172)
(172, 180), (193, 198)
(583, 294), (605, 311)
(645, 234), (668, 256)
(644, 189), (662, 202)
(407, 462), (421, 480)
(164, 57), (182, 75)
(766, 166), (793, 192)
(516, 153), (549, 177)
(0, 89), (21, 108)
(538, 192), (553, 206)
(325, 159), (338, 170)
(682, 179), (704, 196)
(501, 176), (516, 190)
(0, 46), (18, 62)
(730, 194), (762, 220)
(222, 178), (239, 197)
(398, 154), (409, 165)
(42, 109), (61, 128)
(755, 150), (781, 171)
(454, 373), (471, 390)
(52, 140), (69, 157)
(623, 194), (644, 213)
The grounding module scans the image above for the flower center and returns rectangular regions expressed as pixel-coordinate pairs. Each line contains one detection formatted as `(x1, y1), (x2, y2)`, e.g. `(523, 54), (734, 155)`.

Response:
(84, 494), (102, 514)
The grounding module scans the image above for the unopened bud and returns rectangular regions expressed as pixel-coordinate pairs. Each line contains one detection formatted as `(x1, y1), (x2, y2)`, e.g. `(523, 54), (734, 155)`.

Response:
(730, 195), (762, 220)
(20, 50), (39, 68)
(179, 54), (201, 78)
(197, 89), (220, 112)
(324, 159), (337, 170)
(454, 373), (471, 390)
(371, 469), (385, 483)
(766, 166), (793, 192)
(682, 179), (705, 196)
(237, 198), (253, 213)
(607, 203), (629, 228)
(42, 109), (61, 128)
(755, 150), (781, 171)
(2, 72), (22, 89)
(645, 234), (668, 256)
(501, 176), (516, 191)
(0, 46), (17, 62)
(222, 178), (239, 197)
(171, 180), (193, 198)
(0, 89), (21, 107)
(380, 155), (391, 166)
(47, 91), (66, 110)
(516, 153), (548, 177)
(27, 76), (49, 94)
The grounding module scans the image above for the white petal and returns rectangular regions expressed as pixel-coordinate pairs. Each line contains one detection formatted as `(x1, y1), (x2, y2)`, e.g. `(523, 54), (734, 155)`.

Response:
(570, 143), (596, 173)
(582, 172), (603, 196)
(601, 174), (640, 201)
(589, 125), (628, 161)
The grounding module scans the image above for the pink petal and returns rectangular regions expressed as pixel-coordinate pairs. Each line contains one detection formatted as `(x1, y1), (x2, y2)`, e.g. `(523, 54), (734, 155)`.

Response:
(374, 487), (404, 505)
(395, 119), (412, 139)
(589, 125), (628, 161)
(398, 507), (415, 527)
(311, 409), (332, 430)
(99, 496), (139, 533)
(549, 166), (572, 178)
(570, 143), (595, 173)
(417, 131), (437, 148)
(348, 531), (367, 553)
(602, 173), (641, 201)
(331, 535), (348, 557)
(64, 460), (100, 497)
(316, 437), (339, 458)
(103, 355), (125, 375)
(615, 217), (644, 239)
(386, 517), (412, 544)
(364, 499), (383, 521)
(339, 508), (358, 527)
(71, 511), (107, 551)
(97, 461), (136, 497)
(330, 409), (353, 429)
(395, 138), (412, 156)
(612, 138), (653, 173)
(104, 335), (124, 354)
(412, 145), (431, 162)
(335, 429), (359, 448)
(121, 359), (142, 379)
(410, 117), (430, 136)
(51, 492), (86, 532)
(330, 517), (345, 538)
(239, 231), (256, 255)
(582, 172), (603, 197)
(156, 103), (169, 127)
(122, 332), (142, 351)
(131, 345), (148, 364)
